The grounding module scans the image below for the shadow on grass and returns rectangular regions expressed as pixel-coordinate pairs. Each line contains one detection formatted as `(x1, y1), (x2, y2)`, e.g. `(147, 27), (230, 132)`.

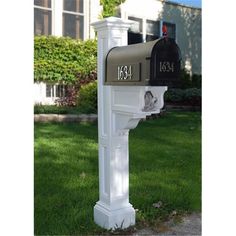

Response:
(34, 122), (104, 235)
(129, 112), (201, 225)
(34, 111), (201, 235)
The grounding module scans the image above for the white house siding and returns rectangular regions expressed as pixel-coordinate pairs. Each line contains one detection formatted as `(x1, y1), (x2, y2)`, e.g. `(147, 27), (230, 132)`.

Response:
(161, 2), (201, 75)
(120, 0), (202, 75)
(89, 0), (103, 39)
(34, 82), (43, 105)
(34, 82), (58, 105)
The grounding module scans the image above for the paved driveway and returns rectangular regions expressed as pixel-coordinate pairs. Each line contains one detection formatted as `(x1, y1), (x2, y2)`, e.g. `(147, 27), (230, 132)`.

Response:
(133, 213), (201, 236)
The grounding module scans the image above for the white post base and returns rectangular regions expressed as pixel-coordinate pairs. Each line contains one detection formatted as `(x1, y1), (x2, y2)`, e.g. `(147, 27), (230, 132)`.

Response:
(94, 201), (135, 230)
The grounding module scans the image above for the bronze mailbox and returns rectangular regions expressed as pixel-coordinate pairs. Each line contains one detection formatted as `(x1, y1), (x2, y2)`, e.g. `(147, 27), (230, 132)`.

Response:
(105, 38), (181, 87)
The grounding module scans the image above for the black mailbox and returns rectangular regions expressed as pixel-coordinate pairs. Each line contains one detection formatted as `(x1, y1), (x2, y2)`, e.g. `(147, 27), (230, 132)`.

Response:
(105, 38), (181, 87)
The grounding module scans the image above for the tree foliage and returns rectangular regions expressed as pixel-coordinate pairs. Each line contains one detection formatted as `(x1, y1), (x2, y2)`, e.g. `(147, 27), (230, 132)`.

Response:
(34, 36), (97, 84)
(77, 81), (98, 113)
(100, 0), (126, 18)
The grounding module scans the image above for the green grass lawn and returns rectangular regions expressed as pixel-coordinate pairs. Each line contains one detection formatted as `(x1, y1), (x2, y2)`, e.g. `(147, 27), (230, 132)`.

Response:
(34, 111), (201, 235)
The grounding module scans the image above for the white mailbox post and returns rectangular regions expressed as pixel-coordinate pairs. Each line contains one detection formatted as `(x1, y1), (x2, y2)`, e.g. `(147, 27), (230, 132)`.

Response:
(91, 17), (168, 230)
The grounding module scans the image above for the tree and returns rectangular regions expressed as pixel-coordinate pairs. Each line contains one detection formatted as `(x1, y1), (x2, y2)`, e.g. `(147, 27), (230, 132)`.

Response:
(100, 0), (126, 18)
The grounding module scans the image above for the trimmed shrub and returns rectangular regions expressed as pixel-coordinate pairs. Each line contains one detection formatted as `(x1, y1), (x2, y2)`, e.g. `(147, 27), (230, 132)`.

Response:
(34, 36), (97, 84)
(54, 70), (97, 107)
(34, 105), (81, 114)
(165, 89), (185, 103)
(192, 74), (202, 89)
(77, 81), (97, 113)
(184, 88), (201, 106)
(179, 69), (192, 89)
(179, 69), (202, 89)
(165, 88), (201, 106)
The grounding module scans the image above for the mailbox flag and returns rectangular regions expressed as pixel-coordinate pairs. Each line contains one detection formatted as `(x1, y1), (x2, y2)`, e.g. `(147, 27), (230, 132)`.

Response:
(162, 25), (168, 37)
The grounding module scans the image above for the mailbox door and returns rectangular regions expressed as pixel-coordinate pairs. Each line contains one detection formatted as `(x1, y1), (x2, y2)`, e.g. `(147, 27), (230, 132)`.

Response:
(150, 38), (181, 87)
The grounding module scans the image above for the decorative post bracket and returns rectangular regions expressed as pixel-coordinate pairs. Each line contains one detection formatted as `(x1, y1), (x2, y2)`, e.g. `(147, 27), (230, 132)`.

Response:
(91, 17), (167, 230)
(112, 86), (167, 132)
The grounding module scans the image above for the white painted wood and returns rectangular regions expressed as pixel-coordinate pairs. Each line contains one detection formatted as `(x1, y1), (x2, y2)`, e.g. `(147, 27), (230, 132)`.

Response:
(92, 17), (135, 230)
(84, 0), (89, 40)
(34, 82), (43, 105)
(52, 0), (63, 36)
(91, 17), (167, 230)
(34, 82), (51, 105)
(34, 82), (65, 105)
(88, 0), (102, 39)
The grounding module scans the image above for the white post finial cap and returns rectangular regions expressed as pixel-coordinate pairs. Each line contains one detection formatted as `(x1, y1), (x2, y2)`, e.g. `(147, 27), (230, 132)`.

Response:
(91, 17), (134, 31)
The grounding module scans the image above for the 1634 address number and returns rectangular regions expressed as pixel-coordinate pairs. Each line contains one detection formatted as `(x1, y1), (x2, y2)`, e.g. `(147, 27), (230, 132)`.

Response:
(117, 65), (132, 80)
(159, 61), (175, 72)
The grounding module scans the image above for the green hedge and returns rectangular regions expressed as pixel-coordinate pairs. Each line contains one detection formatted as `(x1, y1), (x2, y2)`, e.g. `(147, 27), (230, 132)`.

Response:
(34, 36), (97, 84)
(77, 81), (97, 113)
(184, 88), (201, 106)
(34, 105), (82, 114)
(164, 89), (185, 103)
(165, 88), (201, 106)
(179, 69), (202, 89)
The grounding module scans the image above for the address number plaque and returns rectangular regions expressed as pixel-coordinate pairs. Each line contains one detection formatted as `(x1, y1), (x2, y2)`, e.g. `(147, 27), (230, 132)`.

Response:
(117, 65), (132, 80)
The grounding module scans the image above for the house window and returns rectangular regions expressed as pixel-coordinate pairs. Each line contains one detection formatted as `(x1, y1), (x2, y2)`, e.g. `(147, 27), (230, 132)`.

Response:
(163, 22), (176, 39)
(46, 84), (54, 97)
(63, 0), (84, 39)
(128, 17), (143, 44)
(56, 84), (67, 97)
(34, 0), (52, 35)
(46, 84), (68, 98)
(129, 16), (142, 33)
(146, 20), (160, 42)
(128, 17), (161, 44)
